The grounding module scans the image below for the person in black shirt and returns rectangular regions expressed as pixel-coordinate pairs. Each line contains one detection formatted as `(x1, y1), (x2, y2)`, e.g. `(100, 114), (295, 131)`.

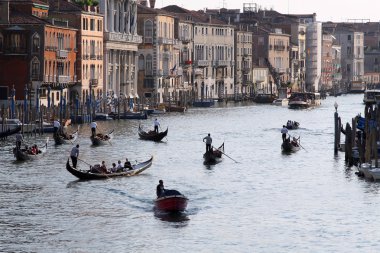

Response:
(156, 180), (165, 198)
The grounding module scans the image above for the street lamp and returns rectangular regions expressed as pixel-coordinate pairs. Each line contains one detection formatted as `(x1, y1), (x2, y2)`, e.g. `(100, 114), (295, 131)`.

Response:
(334, 101), (338, 112)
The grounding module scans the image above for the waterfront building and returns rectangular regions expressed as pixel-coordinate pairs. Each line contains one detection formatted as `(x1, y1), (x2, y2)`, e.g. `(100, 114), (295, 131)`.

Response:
(364, 48), (380, 73)
(234, 26), (253, 98)
(333, 30), (364, 88)
(321, 33), (334, 91)
(48, 0), (104, 104)
(305, 22), (322, 92)
(99, 0), (142, 105)
(0, 0), (77, 108)
(137, 4), (179, 104)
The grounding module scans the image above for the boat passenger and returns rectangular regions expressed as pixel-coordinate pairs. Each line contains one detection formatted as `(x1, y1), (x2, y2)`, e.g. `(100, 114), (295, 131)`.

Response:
(291, 137), (299, 147)
(15, 132), (23, 150)
(281, 125), (288, 142)
(99, 161), (108, 173)
(116, 160), (124, 172)
(110, 163), (117, 173)
(124, 158), (132, 170)
(156, 180), (165, 198)
(30, 145), (37, 155)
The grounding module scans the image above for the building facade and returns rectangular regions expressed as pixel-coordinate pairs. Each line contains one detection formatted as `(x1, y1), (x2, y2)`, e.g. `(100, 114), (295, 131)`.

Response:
(235, 27), (253, 97)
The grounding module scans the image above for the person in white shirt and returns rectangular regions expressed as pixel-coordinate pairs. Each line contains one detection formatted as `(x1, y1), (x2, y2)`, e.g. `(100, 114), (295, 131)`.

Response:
(90, 121), (97, 137)
(53, 120), (61, 135)
(281, 125), (288, 142)
(154, 118), (160, 133)
(15, 132), (23, 150)
(203, 133), (212, 153)
(70, 144), (80, 168)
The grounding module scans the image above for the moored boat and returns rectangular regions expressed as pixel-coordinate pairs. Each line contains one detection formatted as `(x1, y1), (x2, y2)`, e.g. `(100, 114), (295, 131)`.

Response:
(138, 125), (168, 142)
(253, 93), (276, 104)
(54, 128), (79, 145)
(165, 105), (186, 112)
(281, 137), (300, 152)
(90, 130), (114, 146)
(66, 156), (153, 180)
(0, 125), (21, 139)
(203, 143), (224, 165)
(155, 189), (188, 212)
(13, 137), (49, 161)
(193, 99), (215, 107)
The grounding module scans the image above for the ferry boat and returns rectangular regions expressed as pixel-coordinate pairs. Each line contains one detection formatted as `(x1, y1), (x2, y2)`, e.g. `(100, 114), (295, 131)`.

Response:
(363, 89), (380, 104)
(288, 92), (321, 109)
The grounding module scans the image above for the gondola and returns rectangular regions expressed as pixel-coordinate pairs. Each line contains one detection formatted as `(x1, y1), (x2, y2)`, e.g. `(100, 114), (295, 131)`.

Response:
(90, 130), (114, 146)
(13, 137), (49, 161)
(0, 125), (21, 139)
(138, 124), (168, 142)
(53, 127), (79, 145)
(281, 137), (300, 152)
(155, 189), (188, 212)
(203, 143), (224, 165)
(65, 156), (153, 180)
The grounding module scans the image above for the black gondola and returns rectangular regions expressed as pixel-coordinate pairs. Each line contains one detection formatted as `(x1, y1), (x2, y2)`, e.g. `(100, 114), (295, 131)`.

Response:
(203, 143), (224, 165)
(54, 128), (79, 145)
(65, 156), (153, 180)
(138, 125), (168, 142)
(13, 137), (49, 161)
(90, 130), (114, 146)
(281, 137), (300, 152)
(0, 125), (21, 139)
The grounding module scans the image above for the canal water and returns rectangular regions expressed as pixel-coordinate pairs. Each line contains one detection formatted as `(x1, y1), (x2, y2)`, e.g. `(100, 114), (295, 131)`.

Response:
(1, 94), (379, 252)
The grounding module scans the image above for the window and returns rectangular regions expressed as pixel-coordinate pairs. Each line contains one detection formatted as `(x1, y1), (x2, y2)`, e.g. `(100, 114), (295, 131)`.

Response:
(31, 58), (40, 80)
(32, 33), (40, 53)
(347, 35), (351, 41)
(138, 54), (145, 70)
(146, 54), (152, 75)
(90, 19), (95, 31)
(144, 20), (153, 43)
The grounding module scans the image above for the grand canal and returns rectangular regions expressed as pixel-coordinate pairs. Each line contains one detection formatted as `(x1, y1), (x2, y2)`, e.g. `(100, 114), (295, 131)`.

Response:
(1, 94), (379, 252)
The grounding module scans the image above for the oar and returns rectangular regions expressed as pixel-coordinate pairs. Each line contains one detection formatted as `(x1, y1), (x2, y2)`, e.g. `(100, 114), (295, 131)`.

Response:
(78, 158), (91, 166)
(213, 145), (239, 163)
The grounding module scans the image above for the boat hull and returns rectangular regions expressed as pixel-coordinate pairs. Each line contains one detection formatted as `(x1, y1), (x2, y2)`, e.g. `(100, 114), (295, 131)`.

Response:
(66, 156), (153, 180)
(90, 130), (114, 146)
(138, 126), (168, 142)
(281, 140), (300, 152)
(155, 195), (188, 212)
(203, 143), (224, 165)
(54, 129), (78, 145)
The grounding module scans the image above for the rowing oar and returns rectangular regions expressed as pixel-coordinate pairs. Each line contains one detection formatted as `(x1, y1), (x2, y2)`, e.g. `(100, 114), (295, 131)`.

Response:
(78, 158), (91, 166)
(212, 145), (239, 163)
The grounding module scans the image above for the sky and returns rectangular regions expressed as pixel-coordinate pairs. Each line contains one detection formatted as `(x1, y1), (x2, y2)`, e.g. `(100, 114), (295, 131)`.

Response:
(155, 0), (380, 22)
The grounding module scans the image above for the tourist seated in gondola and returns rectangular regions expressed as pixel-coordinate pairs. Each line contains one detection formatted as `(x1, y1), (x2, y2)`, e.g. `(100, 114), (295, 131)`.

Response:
(291, 137), (299, 147)
(287, 120), (292, 128)
(116, 160), (124, 172)
(110, 163), (117, 173)
(124, 158), (132, 170)
(30, 145), (37, 155)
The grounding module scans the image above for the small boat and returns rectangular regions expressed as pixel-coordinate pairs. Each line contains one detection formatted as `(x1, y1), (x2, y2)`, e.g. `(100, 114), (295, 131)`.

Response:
(90, 130), (114, 146)
(53, 128), (79, 145)
(288, 92), (321, 109)
(138, 125), (168, 142)
(165, 105), (186, 113)
(203, 143), (224, 165)
(0, 125), (21, 139)
(272, 98), (289, 106)
(363, 89), (380, 104)
(193, 99), (215, 107)
(95, 113), (114, 121)
(286, 121), (300, 130)
(65, 156), (153, 180)
(110, 111), (148, 120)
(155, 189), (188, 212)
(253, 93), (276, 103)
(13, 137), (49, 161)
(281, 137), (300, 152)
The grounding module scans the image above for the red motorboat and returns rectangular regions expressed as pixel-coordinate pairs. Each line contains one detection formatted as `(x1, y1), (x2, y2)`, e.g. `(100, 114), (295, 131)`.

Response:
(155, 190), (188, 212)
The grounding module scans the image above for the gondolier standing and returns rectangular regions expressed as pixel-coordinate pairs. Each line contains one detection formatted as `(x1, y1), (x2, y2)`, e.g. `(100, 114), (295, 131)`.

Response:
(90, 121), (97, 137)
(154, 118), (160, 133)
(203, 133), (212, 153)
(70, 144), (80, 168)
(281, 125), (288, 142)
(15, 132), (23, 150)
(53, 119), (61, 135)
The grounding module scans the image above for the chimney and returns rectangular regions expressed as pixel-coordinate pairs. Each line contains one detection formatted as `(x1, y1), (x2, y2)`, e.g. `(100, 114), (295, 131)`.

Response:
(149, 0), (156, 8)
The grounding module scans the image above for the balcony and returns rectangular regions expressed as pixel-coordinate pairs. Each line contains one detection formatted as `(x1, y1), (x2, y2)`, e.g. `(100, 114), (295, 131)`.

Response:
(242, 67), (251, 73)
(90, 79), (98, 87)
(179, 36), (191, 43)
(274, 45), (286, 51)
(56, 49), (68, 58)
(275, 68), (287, 73)
(90, 54), (96, 60)
(196, 60), (210, 67)
(105, 32), (142, 44)
(97, 55), (103, 60)
(194, 68), (203, 76)
(57, 75), (69, 83)
(214, 60), (230, 67)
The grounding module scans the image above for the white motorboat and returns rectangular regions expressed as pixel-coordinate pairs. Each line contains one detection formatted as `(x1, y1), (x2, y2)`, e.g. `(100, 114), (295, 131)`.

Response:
(272, 98), (289, 106)
(288, 92), (321, 109)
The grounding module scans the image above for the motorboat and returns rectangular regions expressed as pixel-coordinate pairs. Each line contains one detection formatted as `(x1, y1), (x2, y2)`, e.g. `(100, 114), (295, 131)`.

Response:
(155, 189), (188, 212)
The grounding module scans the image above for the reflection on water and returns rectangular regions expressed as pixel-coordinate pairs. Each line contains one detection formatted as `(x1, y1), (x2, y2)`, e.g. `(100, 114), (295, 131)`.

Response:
(3, 94), (380, 252)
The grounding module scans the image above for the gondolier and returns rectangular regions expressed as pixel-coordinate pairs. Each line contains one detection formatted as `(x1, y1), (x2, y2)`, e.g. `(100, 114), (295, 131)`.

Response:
(203, 133), (212, 153)
(281, 125), (288, 142)
(53, 120), (61, 135)
(15, 132), (23, 150)
(90, 121), (97, 137)
(154, 118), (160, 133)
(70, 144), (80, 168)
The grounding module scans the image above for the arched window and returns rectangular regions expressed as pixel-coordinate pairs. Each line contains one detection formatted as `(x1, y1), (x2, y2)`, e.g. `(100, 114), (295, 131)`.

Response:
(31, 57), (40, 80)
(146, 54), (152, 75)
(138, 54), (145, 70)
(32, 33), (40, 53)
(144, 20), (153, 43)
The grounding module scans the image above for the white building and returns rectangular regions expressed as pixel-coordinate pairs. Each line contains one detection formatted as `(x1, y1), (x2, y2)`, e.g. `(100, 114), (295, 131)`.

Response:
(305, 22), (322, 92)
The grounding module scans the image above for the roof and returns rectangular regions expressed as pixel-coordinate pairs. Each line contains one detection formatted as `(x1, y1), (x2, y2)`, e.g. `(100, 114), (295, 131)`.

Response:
(48, 0), (83, 12)
(8, 8), (48, 25)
